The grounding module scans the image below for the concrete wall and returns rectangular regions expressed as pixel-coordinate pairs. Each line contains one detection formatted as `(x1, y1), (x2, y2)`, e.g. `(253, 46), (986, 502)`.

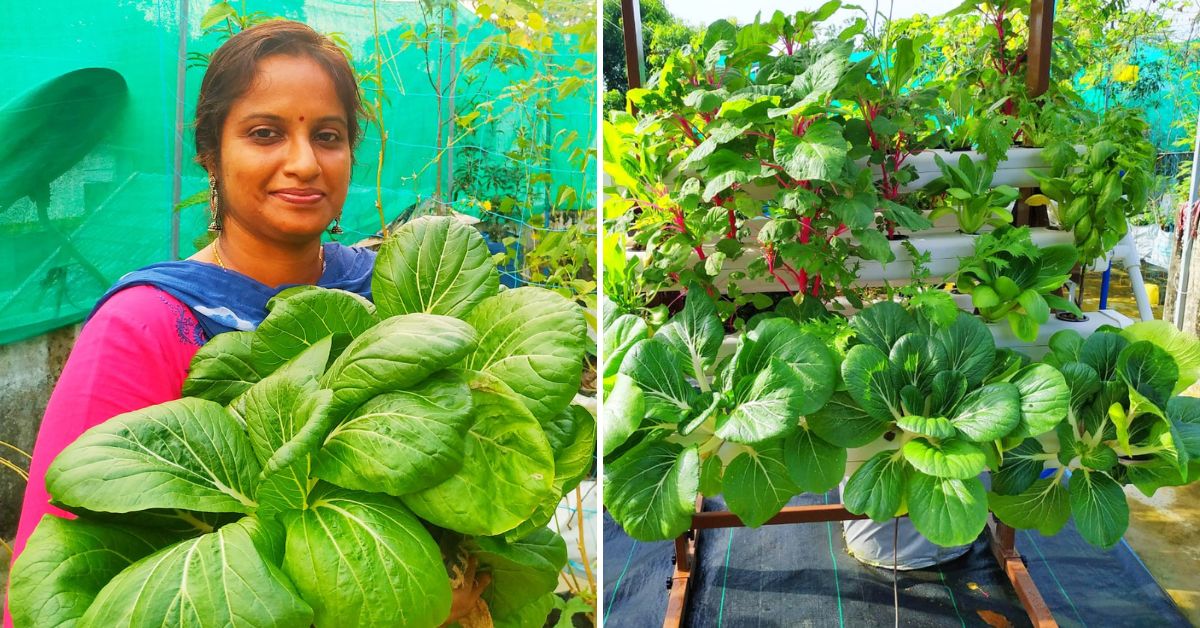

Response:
(0, 325), (79, 540)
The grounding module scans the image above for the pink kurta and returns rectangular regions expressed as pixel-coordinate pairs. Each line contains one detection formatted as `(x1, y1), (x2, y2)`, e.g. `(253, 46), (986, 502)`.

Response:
(4, 286), (205, 627)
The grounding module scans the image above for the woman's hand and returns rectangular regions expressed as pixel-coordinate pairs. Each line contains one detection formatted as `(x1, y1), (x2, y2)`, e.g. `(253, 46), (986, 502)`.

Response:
(441, 555), (493, 627)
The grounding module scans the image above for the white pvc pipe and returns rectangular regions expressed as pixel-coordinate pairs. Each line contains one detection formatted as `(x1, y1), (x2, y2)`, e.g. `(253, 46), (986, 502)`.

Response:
(1115, 224), (1155, 321)
(1173, 109), (1200, 329)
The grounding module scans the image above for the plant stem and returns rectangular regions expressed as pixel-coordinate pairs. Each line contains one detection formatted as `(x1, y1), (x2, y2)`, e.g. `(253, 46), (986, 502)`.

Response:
(575, 485), (596, 613)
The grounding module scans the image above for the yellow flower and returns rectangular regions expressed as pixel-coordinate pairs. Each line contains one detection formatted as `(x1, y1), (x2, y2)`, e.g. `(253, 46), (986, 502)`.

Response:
(1113, 64), (1139, 83)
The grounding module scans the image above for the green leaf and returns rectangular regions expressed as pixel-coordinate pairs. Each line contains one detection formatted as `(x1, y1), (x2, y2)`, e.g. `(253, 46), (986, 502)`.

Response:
(1060, 362), (1101, 414)
(84, 517), (313, 627)
(724, 441), (796, 527)
(373, 215), (499, 318)
(989, 478), (1070, 536)
(47, 398), (259, 514)
(993, 438), (1048, 496)
(950, 382), (1021, 442)
(1018, 289), (1050, 324)
(403, 388), (555, 536)
(890, 333), (947, 391)
(657, 287), (725, 381)
(971, 285), (1001, 310)
(605, 441), (699, 541)
(784, 427), (847, 494)
(282, 488), (449, 627)
(182, 331), (270, 404)
(719, 359), (805, 444)
(896, 414), (957, 439)
(906, 473), (988, 546)
(1117, 340), (1179, 409)
(314, 374), (474, 496)
(1121, 321), (1200, 393)
(935, 313), (995, 388)
(253, 287), (375, 373)
(322, 313), (477, 418)
(842, 344), (904, 423)
(807, 392), (891, 447)
(199, 1), (236, 29)
(700, 455), (724, 496)
(850, 301), (916, 353)
(735, 318), (836, 414)
(773, 119), (848, 181)
(928, 371), (968, 418)
(603, 375), (644, 456)
(543, 404), (597, 495)
(473, 527), (568, 621)
(9, 516), (184, 627)
(463, 288), (587, 420)
(602, 314), (649, 378)
(1068, 469), (1129, 549)
(843, 451), (907, 521)
(239, 337), (334, 465)
(1009, 364), (1070, 439)
(1079, 331), (1129, 381)
(622, 338), (700, 420)
(902, 437), (986, 479)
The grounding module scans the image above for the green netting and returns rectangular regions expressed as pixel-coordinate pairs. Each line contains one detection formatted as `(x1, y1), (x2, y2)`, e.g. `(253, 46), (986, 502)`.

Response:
(0, 0), (596, 345)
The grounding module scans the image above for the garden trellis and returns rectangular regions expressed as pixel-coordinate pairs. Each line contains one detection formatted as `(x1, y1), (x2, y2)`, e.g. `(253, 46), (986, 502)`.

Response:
(605, 1), (1181, 626)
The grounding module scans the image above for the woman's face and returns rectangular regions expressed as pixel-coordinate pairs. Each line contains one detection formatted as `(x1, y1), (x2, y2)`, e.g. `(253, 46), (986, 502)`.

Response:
(214, 53), (351, 245)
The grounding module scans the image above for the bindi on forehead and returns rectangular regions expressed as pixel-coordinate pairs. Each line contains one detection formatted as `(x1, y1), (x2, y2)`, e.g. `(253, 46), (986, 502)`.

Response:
(300, 116), (304, 121)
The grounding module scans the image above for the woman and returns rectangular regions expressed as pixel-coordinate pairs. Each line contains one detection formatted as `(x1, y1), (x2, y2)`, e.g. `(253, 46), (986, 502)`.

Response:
(5, 20), (484, 626)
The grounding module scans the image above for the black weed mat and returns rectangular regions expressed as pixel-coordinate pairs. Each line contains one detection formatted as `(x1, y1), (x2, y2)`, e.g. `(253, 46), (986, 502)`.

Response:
(603, 491), (1190, 627)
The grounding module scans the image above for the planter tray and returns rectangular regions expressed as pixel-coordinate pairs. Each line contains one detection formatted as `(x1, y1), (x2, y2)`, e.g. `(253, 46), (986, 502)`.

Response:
(631, 227), (1073, 294)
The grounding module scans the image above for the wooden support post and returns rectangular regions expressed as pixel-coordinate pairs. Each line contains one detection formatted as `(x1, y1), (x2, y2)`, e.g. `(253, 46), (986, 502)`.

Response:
(990, 518), (1058, 627)
(1018, 0), (1056, 227)
(1025, 0), (1054, 99)
(664, 496), (702, 628)
(620, 0), (646, 91)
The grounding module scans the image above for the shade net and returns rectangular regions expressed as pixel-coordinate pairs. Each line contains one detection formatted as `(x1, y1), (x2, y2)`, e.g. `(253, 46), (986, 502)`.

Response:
(0, 0), (596, 344)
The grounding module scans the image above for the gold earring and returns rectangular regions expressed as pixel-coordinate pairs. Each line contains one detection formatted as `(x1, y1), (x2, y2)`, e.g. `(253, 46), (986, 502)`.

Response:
(330, 215), (343, 235)
(207, 175), (222, 232)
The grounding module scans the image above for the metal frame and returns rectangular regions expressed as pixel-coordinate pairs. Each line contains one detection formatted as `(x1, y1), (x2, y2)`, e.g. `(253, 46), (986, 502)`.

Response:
(662, 499), (1058, 628)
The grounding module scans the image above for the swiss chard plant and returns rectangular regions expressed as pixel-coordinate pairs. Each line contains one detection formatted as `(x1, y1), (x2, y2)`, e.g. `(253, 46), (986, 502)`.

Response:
(603, 288), (840, 538)
(10, 217), (592, 628)
(926, 153), (1019, 234)
(807, 300), (1069, 546)
(952, 225), (1081, 341)
(603, 6), (933, 314)
(989, 322), (1200, 548)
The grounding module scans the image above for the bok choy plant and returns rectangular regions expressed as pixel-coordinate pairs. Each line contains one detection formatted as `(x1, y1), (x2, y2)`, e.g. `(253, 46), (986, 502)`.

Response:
(10, 216), (591, 628)
(603, 289), (838, 538)
(990, 323), (1200, 548)
(811, 301), (1068, 546)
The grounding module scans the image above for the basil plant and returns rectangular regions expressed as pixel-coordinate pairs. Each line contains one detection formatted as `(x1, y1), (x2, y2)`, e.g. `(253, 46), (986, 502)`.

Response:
(989, 322), (1200, 549)
(807, 301), (1069, 547)
(11, 217), (592, 628)
(603, 289), (840, 539)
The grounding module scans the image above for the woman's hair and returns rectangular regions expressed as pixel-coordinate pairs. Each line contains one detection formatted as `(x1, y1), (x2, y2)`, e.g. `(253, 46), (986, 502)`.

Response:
(193, 20), (364, 169)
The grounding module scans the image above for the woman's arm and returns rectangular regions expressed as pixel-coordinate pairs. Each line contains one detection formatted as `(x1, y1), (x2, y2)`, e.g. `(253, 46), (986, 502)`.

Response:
(4, 286), (204, 626)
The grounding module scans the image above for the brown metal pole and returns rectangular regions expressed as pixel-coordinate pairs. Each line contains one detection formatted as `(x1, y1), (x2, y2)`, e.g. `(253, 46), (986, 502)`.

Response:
(620, 0), (646, 91)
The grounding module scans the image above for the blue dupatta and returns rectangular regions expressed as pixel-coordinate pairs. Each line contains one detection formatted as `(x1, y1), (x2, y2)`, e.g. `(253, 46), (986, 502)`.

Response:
(87, 243), (376, 340)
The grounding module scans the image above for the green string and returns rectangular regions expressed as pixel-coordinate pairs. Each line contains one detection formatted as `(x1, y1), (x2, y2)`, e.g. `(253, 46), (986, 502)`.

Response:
(603, 541), (639, 619)
(937, 566), (967, 627)
(717, 528), (734, 627)
(824, 493), (846, 628)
